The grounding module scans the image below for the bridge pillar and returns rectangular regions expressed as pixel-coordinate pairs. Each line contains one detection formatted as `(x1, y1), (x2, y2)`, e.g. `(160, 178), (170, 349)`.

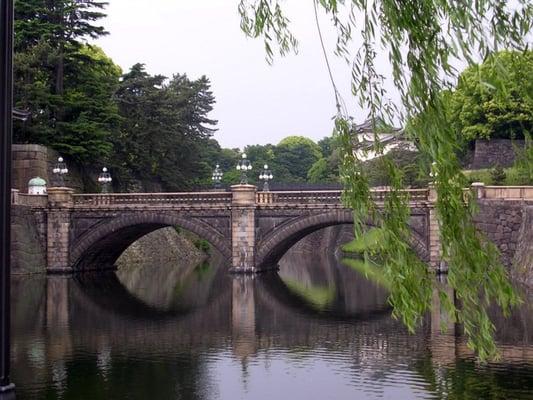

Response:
(230, 185), (258, 273)
(46, 187), (74, 273)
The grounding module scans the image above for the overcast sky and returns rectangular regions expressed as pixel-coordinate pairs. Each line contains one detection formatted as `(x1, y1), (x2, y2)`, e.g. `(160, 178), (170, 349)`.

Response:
(94, 0), (368, 149)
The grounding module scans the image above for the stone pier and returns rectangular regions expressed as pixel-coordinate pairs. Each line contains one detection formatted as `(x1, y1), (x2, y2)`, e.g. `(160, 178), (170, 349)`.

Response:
(230, 184), (258, 272)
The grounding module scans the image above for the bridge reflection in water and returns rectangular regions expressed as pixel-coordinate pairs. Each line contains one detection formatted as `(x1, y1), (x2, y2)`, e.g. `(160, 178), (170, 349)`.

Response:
(11, 237), (533, 400)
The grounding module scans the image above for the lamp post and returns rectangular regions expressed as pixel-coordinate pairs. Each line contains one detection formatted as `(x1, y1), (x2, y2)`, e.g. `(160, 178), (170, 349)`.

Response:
(259, 164), (273, 192)
(52, 156), (68, 186)
(97, 167), (112, 193)
(0, 0), (15, 396)
(211, 164), (223, 189)
(236, 153), (252, 185)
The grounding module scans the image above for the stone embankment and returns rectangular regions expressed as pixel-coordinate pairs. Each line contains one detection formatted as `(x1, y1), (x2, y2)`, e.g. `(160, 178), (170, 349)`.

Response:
(473, 200), (525, 267)
(116, 227), (205, 269)
(512, 206), (533, 287)
(11, 205), (46, 274)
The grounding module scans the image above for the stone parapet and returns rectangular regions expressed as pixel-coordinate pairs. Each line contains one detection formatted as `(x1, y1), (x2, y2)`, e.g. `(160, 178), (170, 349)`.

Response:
(47, 187), (74, 208)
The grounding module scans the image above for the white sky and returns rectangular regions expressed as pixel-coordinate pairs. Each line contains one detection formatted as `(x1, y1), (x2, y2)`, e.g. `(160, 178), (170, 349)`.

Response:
(92, 1), (530, 149)
(94, 0), (369, 149)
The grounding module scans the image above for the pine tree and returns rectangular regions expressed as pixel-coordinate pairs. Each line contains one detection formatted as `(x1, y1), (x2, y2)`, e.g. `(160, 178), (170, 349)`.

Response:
(14, 0), (115, 161)
(111, 64), (217, 191)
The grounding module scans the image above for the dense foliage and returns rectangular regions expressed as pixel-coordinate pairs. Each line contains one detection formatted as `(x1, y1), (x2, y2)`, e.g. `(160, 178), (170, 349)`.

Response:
(14, 0), (117, 161)
(111, 64), (217, 191)
(238, 0), (532, 360)
(448, 51), (533, 142)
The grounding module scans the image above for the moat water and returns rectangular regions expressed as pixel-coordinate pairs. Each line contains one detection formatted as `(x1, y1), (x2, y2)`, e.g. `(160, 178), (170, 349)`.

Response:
(10, 242), (533, 400)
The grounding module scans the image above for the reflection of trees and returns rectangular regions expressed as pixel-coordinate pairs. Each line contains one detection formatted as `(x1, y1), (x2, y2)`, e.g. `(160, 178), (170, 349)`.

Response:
(116, 251), (224, 311)
(415, 356), (533, 400)
(278, 228), (389, 315)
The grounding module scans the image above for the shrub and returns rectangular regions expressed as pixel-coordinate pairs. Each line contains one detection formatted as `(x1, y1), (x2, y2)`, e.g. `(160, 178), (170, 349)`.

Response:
(490, 164), (506, 185)
(193, 238), (210, 254)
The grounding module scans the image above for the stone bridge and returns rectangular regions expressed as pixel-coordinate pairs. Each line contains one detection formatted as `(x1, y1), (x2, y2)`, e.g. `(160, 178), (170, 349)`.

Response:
(12, 185), (443, 273)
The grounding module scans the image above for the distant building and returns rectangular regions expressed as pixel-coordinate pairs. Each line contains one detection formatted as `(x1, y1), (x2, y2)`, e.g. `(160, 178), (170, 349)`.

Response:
(352, 118), (415, 160)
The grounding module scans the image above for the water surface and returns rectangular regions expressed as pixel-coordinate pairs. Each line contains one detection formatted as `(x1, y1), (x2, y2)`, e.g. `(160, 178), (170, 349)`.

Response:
(11, 243), (533, 400)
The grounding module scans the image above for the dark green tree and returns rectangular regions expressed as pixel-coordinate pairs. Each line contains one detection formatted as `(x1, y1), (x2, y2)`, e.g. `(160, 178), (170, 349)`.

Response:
(14, 0), (116, 161)
(14, 43), (121, 160)
(273, 136), (322, 182)
(112, 64), (217, 191)
(490, 164), (506, 185)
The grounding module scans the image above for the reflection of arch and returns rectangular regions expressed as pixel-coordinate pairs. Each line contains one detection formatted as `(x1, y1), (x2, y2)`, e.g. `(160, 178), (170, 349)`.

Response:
(72, 267), (231, 320)
(256, 273), (392, 322)
(71, 212), (232, 270)
(256, 210), (429, 267)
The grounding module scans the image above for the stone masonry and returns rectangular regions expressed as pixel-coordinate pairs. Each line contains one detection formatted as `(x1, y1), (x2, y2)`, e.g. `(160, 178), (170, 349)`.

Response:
(471, 139), (525, 169)
(12, 184), (532, 276)
(12, 144), (49, 193)
(230, 185), (258, 272)
(12, 186), (440, 274)
(473, 200), (525, 267)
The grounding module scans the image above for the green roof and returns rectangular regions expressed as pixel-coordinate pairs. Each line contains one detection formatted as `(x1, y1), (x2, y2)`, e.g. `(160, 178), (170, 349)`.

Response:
(28, 177), (47, 186)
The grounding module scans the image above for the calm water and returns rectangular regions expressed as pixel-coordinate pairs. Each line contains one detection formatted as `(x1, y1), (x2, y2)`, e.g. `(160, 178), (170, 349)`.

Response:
(10, 243), (533, 400)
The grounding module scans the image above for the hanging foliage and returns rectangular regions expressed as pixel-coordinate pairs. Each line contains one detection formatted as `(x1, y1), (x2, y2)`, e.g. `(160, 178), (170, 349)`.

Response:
(238, 0), (532, 360)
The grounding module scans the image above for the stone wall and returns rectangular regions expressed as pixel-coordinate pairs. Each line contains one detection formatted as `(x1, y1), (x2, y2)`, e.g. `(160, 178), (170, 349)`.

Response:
(12, 143), (98, 194)
(471, 139), (524, 169)
(12, 144), (49, 193)
(116, 227), (205, 269)
(512, 206), (533, 287)
(11, 205), (47, 274)
(473, 200), (525, 267)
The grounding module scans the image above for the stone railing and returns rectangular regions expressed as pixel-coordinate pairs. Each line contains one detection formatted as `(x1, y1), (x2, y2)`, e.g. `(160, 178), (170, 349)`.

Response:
(72, 191), (233, 207)
(257, 188), (430, 205)
(484, 186), (533, 200)
(257, 190), (342, 205)
(11, 189), (48, 208)
(471, 184), (533, 200)
(12, 185), (533, 209)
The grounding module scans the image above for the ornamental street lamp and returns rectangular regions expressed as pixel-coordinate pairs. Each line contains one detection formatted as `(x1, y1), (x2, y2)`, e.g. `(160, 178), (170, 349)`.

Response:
(211, 164), (223, 189)
(236, 153), (252, 185)
(98, 167), (112, 193)
(259, 164), (273, 192)
(52, 156), (68, 186)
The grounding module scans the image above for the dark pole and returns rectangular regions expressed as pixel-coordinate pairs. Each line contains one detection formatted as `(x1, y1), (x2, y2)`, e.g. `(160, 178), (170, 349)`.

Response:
(0, 0), (15, 396)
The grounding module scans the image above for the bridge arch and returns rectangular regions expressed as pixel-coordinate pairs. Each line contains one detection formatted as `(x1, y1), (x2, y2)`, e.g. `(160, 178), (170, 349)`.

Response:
(256, 210), (429, 268)
(70, 212), (232, 270)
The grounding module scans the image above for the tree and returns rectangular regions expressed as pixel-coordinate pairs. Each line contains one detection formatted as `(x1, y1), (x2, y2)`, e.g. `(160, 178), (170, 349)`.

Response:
(238, 0), (531, 359)
(363, 145), (429, 188)
(14, 0), (116, 161)
(490, 164), (506, 185)
(307, 158), (328, 183)
(111, 64), (217, 191)
(318, 136), (334, 158)
(14, 43), (121, 160)
(243, 143), (275, 184)
(274, 136), (322, 182)
(15, 0), (108, 95)
(449, 51), (533, 141)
